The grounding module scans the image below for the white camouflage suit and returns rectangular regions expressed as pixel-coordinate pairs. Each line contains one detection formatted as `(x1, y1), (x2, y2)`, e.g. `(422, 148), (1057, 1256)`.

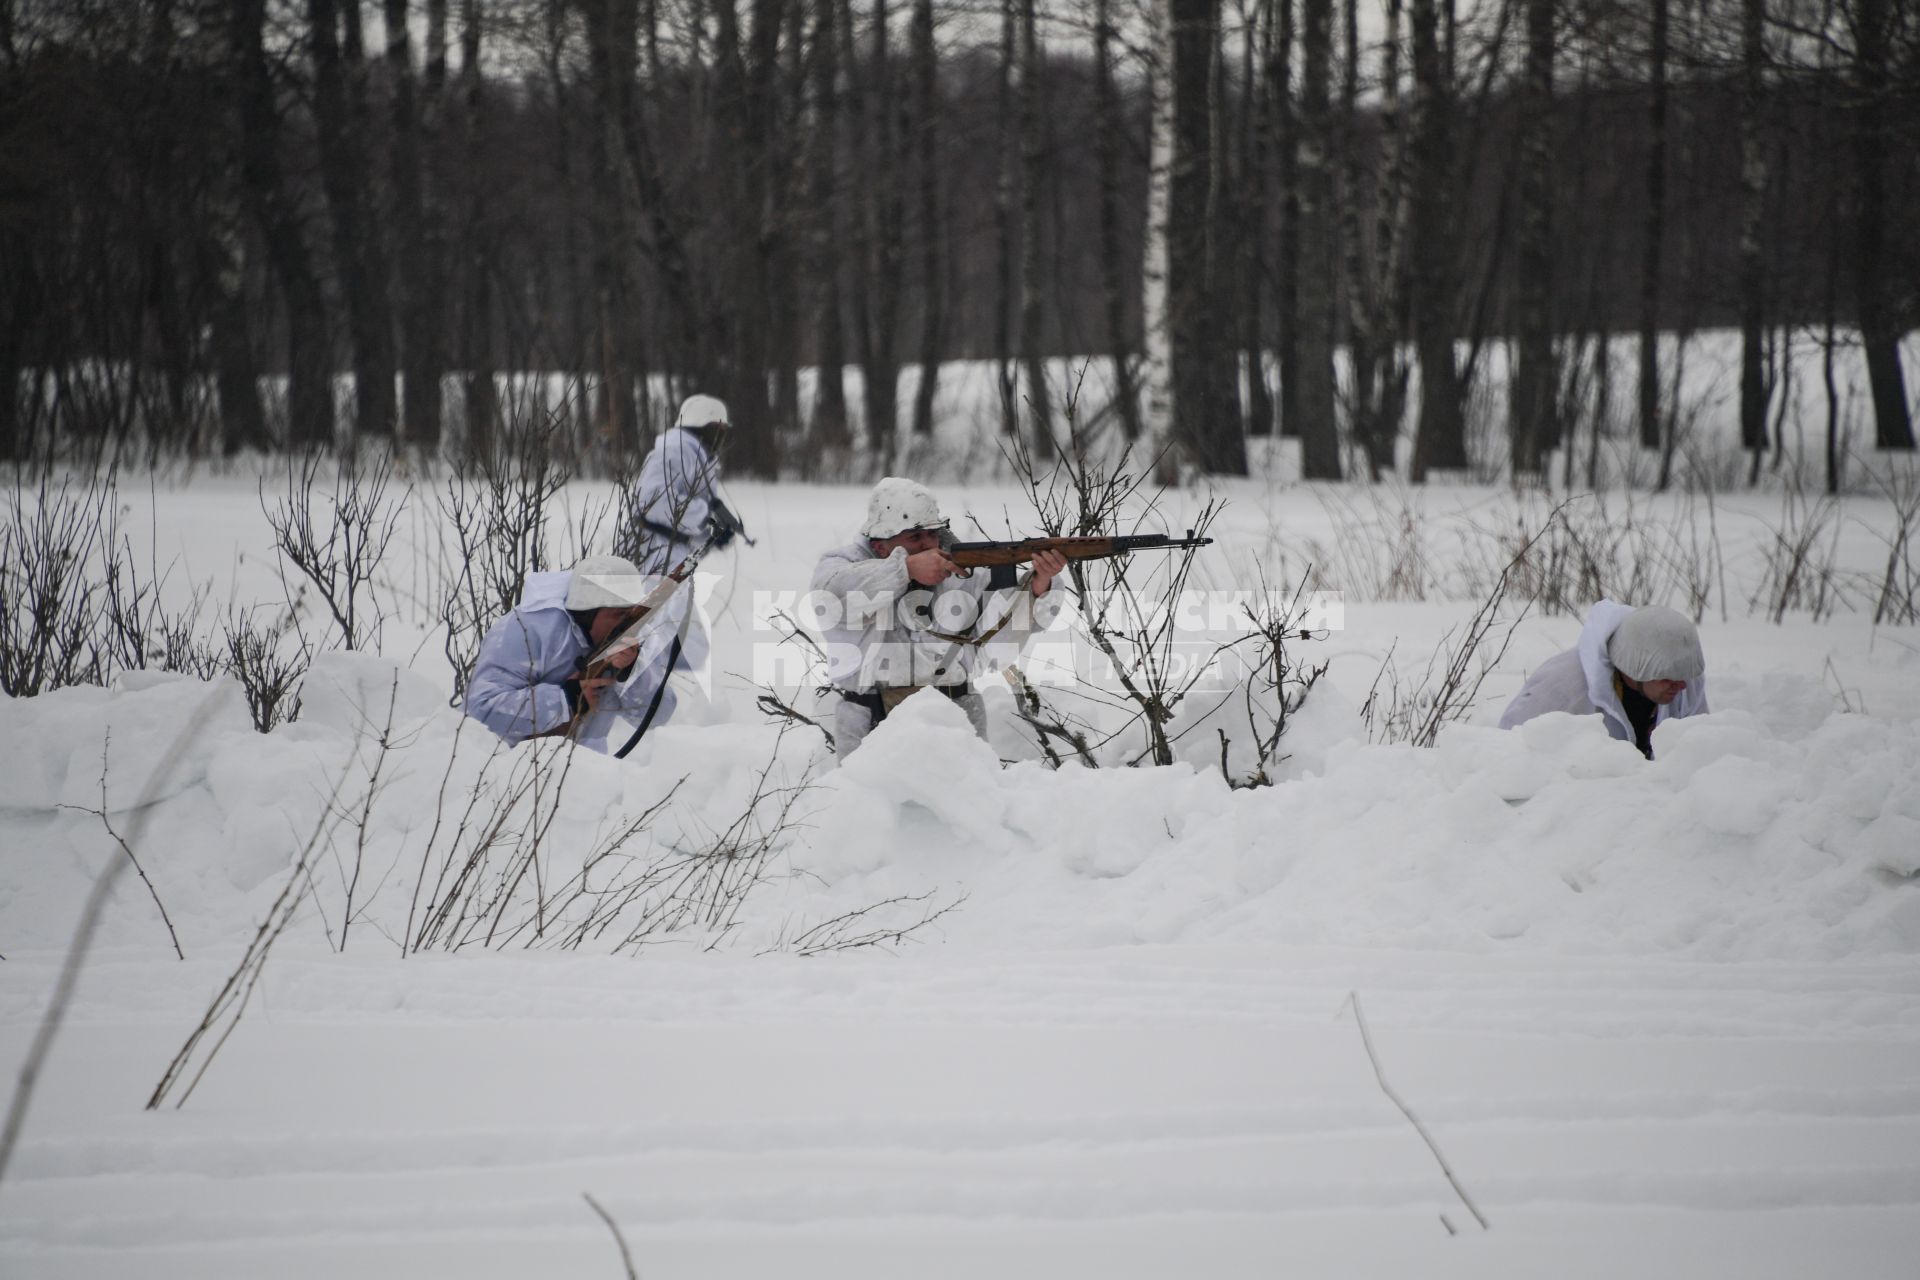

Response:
(810, 539), (1065, 757)
(1499, 599), (1709, 748)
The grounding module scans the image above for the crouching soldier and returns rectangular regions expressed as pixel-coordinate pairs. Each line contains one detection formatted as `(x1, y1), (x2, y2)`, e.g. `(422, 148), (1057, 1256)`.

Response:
(464, 554), (678, 754)
(811, 477), (1068, 758)
(1499, 600), (1709, 758)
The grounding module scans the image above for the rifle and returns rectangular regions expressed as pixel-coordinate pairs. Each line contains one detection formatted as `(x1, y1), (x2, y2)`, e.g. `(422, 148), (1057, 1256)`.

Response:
(944, 531), (1213, 569)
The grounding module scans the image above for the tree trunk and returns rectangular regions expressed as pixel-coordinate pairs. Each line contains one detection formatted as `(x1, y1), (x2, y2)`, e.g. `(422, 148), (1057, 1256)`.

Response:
(1018, 0), (1056, 459)
(583, 0), (641, 460)
(1637, 0), (1667, 453)
(1508, 0), (1555, 479)
(387, 0), (443, 451)
(310, 0), (397, 445)
(993, 0), (1018, 438)
(1407, 0), (1462, 479)
(1293, 0), (1338, 478)
(234, 0), (331, 451)
(1094, 0), (1144, 442)
(1238, 0), (1273, 442)
(1852, 0), (1915, 450)
(458, 0), (497, 464)
(807, 0), (851, 455)
(909, 0), (941, 439)
(709, 0), (787, 479)
(850, 0), (903, 454)
(1141, 0), (1176, 461)
(1169, 0), (1247, 475)
(1270, 0), (1300, 440)
(1738, 0), (1768, 477)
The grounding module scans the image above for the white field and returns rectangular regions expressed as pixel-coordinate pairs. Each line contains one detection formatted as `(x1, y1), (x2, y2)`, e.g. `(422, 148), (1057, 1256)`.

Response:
(4, 354), (1920, 1277)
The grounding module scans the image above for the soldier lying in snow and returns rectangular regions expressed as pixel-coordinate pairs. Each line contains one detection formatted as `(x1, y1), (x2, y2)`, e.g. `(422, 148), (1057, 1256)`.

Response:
(810, 477), (1068, 758)
(464, 554), (680, 754)
(1499, 601), (1709, 759)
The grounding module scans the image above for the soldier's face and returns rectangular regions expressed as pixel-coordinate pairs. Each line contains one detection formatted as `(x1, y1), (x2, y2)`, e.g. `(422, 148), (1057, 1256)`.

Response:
(1640, 679), (1687, 705)
(590, 606), (641, 645)
(1624, 674), (1688, 705)
(875, 528), (941, 556)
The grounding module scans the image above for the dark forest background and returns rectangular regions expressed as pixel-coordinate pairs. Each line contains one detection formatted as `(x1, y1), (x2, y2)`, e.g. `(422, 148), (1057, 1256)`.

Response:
(0, 0), (1914, 483)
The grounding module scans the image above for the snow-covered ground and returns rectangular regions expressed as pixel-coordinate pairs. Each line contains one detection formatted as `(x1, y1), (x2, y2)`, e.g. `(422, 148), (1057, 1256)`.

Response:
(4, 457), (1920, 1277)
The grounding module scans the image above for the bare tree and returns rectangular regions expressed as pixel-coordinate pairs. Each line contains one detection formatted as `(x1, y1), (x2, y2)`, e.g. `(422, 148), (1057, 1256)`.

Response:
(806, 0), (853, 457)
(1017, 0), (1056, 458)
(1095, 0), (1145, 442)
(1738, 0), (1771, 483)
(387, 0), (446, 452)
(1508, 0), (1556, 479)
(1407, 0), (1464, 479)
(310, 0), (399, 446)
(1848, 0), (1915, 451)
(1637, 0), (1668, 454)
(909, 0), (943, 439)
(1295, 0), (1340, 480)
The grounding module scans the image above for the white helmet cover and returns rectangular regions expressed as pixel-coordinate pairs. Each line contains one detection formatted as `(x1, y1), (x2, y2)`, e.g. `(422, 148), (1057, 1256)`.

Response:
(1607, 605), (1705, 683)
(565, 554), (648, 610)
(676, 394), (730, 430)
(861, 476), (946, 540)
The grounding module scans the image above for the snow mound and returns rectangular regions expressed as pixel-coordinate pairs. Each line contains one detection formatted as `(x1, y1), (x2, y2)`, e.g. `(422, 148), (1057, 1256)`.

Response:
(2, 661), (1916, 963)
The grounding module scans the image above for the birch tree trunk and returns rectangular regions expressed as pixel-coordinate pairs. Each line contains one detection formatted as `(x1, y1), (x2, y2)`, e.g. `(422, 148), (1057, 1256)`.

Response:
(1142, 0), (1176, 463)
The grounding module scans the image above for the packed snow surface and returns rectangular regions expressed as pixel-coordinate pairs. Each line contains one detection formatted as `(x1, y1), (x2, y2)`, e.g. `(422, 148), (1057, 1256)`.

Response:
(4, 470), (1920, 1277)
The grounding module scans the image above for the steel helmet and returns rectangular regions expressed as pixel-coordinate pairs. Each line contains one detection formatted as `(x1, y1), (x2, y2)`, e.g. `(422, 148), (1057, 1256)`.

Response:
(565, 554), (648, 610)
(860, 477), (946, 540)
(675, 394), (730, 430)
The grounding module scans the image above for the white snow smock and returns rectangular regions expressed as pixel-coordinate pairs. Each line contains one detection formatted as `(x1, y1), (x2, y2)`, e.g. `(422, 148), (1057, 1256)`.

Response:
(463, 569), (677, 753)
(1498, 599), (1709, 744)
(630, 427), (719, 573)
(810, 538), (1065, 755)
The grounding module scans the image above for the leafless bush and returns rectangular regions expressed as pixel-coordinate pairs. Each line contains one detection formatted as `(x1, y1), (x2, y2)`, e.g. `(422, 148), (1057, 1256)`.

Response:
(218, 602), (310, 732)
(1364, 530), (1537, 747)
(751, 608), (837, 750)
(147, 753), (350, 1110)
(1298, 483), (1434, 601)
(1864, 461), (1920, 626)
(402, 727), (825, 955)
(1004, 665), (1098, 769)
(55, 735), (184, 959)
(1211, 575), (1330, 787)
(1002, 405), (1223, 767)
(261, 449), (407, 651)
(1451, 489), (1725, 622)
(0, 467), (146, 694)
(1750, 480), (1847, 623)
(767, 890), (970, 956)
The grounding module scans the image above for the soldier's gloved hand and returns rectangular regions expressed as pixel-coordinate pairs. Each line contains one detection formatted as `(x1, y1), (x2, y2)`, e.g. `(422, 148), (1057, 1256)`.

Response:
(708, 499), (744, 549)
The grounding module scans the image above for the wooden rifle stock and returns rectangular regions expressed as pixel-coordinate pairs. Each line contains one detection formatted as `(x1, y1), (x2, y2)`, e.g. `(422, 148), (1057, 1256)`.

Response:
(944, 531), (1213, 569)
